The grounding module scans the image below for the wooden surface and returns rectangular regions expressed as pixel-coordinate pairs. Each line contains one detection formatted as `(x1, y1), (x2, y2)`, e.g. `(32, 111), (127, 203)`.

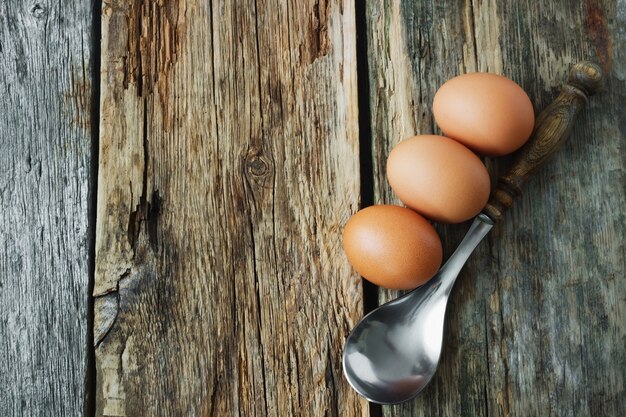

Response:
(367, 0), (625, 416)
(93, 1), (366, 416)
(0, 1), (94, 416)
(2, 0), (624, 416)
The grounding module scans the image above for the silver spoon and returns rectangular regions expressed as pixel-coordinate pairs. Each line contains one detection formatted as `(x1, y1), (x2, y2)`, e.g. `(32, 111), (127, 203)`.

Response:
(342, 61), (603, 405)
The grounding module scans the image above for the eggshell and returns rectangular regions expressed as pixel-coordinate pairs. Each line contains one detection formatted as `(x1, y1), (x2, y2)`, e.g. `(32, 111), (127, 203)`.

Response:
(386, 135), (490, 223)
(342, 205), (443, 290)
(433, 72), (535, 156)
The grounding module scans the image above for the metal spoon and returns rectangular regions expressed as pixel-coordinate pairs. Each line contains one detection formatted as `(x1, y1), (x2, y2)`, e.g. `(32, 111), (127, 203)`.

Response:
(342, 61), (603, 405)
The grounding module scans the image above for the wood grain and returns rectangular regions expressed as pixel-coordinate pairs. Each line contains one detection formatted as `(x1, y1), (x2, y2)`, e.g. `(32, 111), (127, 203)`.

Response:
(0, 1), (94, 416)
(94, 1), (366, 416)
(366, 0), (625, 416)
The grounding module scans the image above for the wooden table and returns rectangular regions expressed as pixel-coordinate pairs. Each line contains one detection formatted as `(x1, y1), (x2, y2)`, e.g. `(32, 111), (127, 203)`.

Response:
(1, 1), (624, 416)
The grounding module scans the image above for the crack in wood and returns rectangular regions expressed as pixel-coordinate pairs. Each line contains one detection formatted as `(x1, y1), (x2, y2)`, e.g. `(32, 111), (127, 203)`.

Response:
(94, 268), (131, 348)
(497, 290), (511, 417)
(247, 213), (270, 417)
(94, 293), (120, 349)
(94, 268), (131, 299)
(324, 338), (339, 417)
(467, 0), (480, 71)
(308, 0), (331, 64)
(125, 0), (181, 96)
(124, 0), (184, 130)
(483, 302), (491, 417)
(126, 107), (161, 254)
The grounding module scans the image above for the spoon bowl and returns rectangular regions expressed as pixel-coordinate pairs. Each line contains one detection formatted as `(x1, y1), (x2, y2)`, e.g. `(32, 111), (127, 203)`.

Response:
(342, 281), (446, 404)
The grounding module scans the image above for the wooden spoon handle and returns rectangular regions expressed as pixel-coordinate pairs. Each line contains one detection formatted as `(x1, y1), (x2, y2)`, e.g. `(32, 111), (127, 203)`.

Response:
(483, 61), (604, 223)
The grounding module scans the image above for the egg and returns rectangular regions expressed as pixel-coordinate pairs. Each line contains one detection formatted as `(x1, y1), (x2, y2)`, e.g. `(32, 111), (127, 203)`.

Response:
(386, 135), (490, 223)
(342, 205), (443, 290)
(433, 72), (535, 156)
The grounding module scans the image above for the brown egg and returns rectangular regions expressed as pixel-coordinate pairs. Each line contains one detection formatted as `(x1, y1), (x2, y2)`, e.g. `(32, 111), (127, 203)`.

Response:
(342, 205), (443, 290)
(433, 72), (535, 156)
(386, 135), (490, 223)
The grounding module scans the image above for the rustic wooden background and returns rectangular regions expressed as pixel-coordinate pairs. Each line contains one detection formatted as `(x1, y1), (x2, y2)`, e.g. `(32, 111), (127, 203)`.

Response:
(1, 0), (624, 416)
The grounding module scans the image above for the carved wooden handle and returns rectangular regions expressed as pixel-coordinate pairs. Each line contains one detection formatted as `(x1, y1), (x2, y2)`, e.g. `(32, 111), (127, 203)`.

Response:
(482, 61), (604, 222)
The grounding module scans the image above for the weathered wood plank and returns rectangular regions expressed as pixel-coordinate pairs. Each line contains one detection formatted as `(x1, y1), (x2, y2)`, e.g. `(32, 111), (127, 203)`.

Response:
(0, 1), (94, 416)
(94, 0), (366, 416)
(366, 0), (625, 415)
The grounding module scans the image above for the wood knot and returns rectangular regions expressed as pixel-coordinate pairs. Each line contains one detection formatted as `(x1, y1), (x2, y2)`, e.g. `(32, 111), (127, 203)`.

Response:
(246, 154), (270, 177)
(29, 3), (47, 19)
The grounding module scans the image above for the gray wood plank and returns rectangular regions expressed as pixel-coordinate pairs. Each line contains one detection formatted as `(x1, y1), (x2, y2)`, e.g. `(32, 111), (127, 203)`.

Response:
(0, 1), (94, 416)
(366, 0), (625, 416)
